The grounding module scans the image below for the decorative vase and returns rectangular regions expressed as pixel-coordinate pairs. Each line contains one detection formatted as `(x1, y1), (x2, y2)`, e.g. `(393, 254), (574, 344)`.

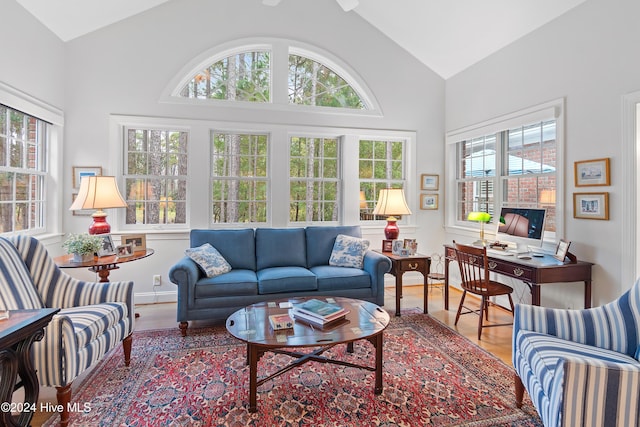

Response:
(72, 253), (94, 263)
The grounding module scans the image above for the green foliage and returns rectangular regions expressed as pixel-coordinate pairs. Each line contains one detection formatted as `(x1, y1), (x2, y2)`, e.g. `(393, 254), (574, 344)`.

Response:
(62, 233), (104, 255)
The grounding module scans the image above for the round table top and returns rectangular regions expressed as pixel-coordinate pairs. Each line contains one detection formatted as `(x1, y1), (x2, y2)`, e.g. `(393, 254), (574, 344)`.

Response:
(54, 248), (154, 268)
(226, 296), (390, 349)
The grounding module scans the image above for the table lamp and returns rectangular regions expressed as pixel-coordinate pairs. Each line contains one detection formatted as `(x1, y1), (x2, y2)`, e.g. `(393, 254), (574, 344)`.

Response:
(467, 211), (491, 246)
(372, 188), (412, 241)
(69, 176), (127, 235)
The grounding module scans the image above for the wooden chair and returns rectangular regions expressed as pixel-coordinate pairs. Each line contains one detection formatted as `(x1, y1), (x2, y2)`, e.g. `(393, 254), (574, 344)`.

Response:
(452, 241), (514, 340)
(427, 252), (446, 293)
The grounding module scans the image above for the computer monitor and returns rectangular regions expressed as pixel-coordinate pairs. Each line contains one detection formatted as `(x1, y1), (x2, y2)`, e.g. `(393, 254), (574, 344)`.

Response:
(495, 207), (547, 252)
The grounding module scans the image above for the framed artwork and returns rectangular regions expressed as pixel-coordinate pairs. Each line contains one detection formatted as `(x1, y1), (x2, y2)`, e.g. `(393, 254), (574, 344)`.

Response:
(73, 166), (102, 189)
(420, 194), (439, 210)
(97, 234), (116, 257)
(574, 158), (610, 187)
(554, 239), (572, 262)
(121, 234), (146, 251)
(420, 174), (439, 191)
(116, 243), (134, 258)
(573, 192), (609, 220)
(71, 193), (93, 216)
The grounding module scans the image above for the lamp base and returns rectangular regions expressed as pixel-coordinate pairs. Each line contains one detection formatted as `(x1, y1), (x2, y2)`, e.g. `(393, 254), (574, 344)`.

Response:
(384, 217), (400, 240)
(89, 211), (111, 235)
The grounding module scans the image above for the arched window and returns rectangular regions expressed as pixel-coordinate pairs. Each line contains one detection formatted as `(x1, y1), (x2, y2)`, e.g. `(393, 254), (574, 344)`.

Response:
(167, 39), (379, 113)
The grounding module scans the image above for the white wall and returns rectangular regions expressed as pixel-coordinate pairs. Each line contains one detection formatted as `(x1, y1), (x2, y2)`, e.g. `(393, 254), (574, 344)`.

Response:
(445, 0), (640, 307)
(58, 0), (445, 304)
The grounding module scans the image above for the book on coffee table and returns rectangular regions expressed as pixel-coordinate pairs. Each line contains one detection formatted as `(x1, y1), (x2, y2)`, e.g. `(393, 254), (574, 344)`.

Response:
(291, 309), (348, 328)
(269, 313), (294, 330)
(294, 299), (347, 322)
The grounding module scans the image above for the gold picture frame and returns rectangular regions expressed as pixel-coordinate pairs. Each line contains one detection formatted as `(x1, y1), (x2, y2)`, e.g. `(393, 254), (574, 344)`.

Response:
(72, 166), (102, 189)
(420, 194), (438, 210)
(573, 192), (609, 220)
(121, 234), (146, 252)
(574, 158), (610, 187)
(420, 174), (439, 191)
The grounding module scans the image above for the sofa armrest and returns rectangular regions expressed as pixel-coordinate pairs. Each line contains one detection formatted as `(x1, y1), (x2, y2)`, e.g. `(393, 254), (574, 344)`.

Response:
(169, 256), (203, 320)
(363, 250), (392, 306)
(554, 356), (640, 426)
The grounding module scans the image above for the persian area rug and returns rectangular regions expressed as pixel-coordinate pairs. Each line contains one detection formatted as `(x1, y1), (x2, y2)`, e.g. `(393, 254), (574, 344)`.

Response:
(44, 312), (542, 426)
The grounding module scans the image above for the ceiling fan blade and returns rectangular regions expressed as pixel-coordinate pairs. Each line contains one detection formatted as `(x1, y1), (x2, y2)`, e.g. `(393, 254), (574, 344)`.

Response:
(262, 0), (282, 6)
(336, 0), (359, 11)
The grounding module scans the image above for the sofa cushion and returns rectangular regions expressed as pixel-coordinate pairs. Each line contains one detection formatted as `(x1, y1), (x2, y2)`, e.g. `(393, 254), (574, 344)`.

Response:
(516, 330), (638, 398)
(256, 267), (317, 294)
(60, 302), (129, 349)
(310, 265), (371, 291)
(305, 226), (362, 267)
(256, 228), (307, 270)
(195, 270), (258, 298)
(329, 234), (370, 269)
(190, 229), (256, 271)
(185, 243), (232, 278)
(0, 237), (44, 310)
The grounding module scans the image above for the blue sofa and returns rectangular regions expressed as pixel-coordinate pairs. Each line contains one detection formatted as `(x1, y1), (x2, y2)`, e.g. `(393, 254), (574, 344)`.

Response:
(169, 225), (391, 335)
(513, 278), (640, 427)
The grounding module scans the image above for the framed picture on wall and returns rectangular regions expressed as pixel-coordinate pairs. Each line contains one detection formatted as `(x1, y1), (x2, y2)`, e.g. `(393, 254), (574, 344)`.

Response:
(420, 194), (438, 210)
(573, 192), (609, 220)
(420, 174), (439, 191)
(72, 166), (102, 189)
(574, 158), (610, 187)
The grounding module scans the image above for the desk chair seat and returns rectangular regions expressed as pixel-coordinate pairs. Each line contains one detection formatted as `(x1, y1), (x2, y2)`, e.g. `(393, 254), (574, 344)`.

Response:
(453, 241), (514, 340)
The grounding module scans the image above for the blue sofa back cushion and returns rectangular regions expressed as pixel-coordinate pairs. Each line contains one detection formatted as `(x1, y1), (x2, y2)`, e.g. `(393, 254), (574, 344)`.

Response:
(190, 229), (256, 271)
(305, 225), (361, 268)
(256, 228), (307, 270)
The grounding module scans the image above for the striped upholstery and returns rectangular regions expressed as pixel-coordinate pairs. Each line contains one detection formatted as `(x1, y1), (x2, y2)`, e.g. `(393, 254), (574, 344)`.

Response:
(513, 278), (640, 426)
(1, 236), (134, 387)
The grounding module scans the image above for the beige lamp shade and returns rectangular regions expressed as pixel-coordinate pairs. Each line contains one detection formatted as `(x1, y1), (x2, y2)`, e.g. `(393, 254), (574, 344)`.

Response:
(372, 188), (412, 217)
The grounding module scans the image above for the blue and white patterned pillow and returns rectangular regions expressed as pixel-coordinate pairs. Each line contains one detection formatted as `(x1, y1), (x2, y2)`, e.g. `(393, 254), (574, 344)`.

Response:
(185, 243), (232, 278)
(329, 234), (370, 269)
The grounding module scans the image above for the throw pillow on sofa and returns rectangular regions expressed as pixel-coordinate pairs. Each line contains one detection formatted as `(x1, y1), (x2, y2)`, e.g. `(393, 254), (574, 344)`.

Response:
(185, 243), (232, 278)
(329, 234), (370, 269)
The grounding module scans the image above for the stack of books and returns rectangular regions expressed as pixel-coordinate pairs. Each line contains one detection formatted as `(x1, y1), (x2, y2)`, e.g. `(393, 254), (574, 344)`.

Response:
(292, 299), (348, 327)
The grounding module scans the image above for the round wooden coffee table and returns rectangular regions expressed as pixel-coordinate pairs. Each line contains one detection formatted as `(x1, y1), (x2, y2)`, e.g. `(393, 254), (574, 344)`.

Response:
(226, 296), (390, 412)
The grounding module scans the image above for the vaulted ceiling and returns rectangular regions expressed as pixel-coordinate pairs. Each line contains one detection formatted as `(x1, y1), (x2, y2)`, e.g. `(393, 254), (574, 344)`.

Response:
(15, 0), (587, 79)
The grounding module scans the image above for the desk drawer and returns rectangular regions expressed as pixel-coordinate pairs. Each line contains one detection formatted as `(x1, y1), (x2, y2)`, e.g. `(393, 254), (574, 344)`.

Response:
(396, 258), (428, 274)
(487, 259), (534, 281)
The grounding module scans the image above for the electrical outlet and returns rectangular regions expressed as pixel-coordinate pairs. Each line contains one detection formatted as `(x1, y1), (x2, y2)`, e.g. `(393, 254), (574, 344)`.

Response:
(153, 274), (161, 287)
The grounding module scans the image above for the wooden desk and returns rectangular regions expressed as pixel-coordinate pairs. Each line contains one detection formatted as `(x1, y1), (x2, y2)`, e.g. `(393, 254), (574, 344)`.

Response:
(375, 251), (434, 316)
(54, 249), (154, 282)
(444, 245), (594, 308)
(0, 309), (59, 427)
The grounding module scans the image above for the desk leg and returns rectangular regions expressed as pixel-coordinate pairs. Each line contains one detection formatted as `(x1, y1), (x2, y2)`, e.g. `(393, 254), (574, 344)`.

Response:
(423, 270), (428, 314)
(585, 280), (592, 308)
(531, 283), (541, 306)
(444, 258), (451, 311)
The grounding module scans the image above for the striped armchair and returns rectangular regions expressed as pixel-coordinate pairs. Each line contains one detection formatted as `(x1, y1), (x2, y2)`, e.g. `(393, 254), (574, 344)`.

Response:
(513, 279), (640, 427)
(0, 236), (134, 426)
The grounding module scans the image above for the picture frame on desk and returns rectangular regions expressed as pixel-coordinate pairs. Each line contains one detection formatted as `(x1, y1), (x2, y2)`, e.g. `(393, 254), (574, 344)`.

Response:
(116, 243), (133, 258)
(97, 234), (116, 257)
(554, 239), (571, 262)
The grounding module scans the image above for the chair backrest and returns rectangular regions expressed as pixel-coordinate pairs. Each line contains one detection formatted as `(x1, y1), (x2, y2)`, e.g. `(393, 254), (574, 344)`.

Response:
(0, 237), (44, 310)
(429, 252), (445, 275)
(453, 241), (490, 293)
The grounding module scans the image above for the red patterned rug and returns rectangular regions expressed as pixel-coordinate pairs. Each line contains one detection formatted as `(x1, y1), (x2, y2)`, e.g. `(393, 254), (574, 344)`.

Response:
(44, 311), (541, 426)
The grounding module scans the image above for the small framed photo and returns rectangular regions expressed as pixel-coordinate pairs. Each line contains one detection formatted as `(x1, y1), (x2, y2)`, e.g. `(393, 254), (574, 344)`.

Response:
(574, 158), (610, 187)
(392, 239), (404, 255)
(420, 194), (439, 210)
(72, 166), (102, 189)
(121, 234), (146, 252)
(554, 239), (572, 262)
(382, 239), (394, 252)
(116, 243), (134, 258)
(420, 174), (439, 191)
(573, 192), (609, 220)
(97, 234), (116, 257)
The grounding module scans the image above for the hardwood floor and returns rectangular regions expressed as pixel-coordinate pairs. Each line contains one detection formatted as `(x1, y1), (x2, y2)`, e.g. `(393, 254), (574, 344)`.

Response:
(29, 282), (514, 426)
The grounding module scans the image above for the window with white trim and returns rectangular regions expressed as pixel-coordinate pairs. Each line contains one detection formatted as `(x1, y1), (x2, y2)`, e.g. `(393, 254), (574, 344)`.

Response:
(358, 139), (406, 220)
(0, 105), (47, 234)
(123, 128), (188, 226)
(289, 136), (340, 222)
(211, 131), (268, 223)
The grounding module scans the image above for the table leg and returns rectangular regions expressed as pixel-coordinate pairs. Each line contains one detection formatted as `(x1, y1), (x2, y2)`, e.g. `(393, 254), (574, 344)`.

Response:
(395, 272), (402, 317)
(0, 349), (19, 427)
(248, 343), (258, 413)
(444, 258), (450, 311)
(585, 280), (592, 308)
(423, 270), (428, 314)
(374, 333), (383, 394)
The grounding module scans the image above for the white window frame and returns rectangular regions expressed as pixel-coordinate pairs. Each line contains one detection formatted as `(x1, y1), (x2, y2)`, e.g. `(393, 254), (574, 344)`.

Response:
(0, 81), (63, 240)
(445, 99), (565, 246)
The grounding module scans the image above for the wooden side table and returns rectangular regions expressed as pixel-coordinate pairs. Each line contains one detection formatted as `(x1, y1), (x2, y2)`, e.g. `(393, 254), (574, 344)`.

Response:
(54, 249), (154, 282)
(376, 251), (436, 316)
(0, 308), (59, 427)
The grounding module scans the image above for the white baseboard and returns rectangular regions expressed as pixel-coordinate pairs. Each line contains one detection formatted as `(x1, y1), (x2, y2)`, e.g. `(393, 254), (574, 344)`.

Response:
(135, 290), (177, 305)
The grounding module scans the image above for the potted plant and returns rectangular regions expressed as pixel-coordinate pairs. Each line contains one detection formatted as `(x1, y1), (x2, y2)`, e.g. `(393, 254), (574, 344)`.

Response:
(62, 233), (103, 262)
